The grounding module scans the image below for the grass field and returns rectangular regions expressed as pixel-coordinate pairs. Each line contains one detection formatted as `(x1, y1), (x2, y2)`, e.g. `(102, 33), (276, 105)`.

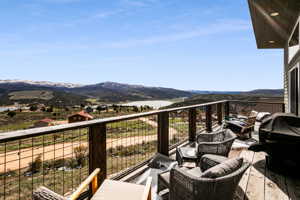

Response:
(0, 140), (158, 200)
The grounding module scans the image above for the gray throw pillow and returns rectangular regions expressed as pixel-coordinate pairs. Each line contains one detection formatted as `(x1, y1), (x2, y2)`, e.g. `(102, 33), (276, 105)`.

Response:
(201, 157), (243, 178)
(186, 167), (202, 177)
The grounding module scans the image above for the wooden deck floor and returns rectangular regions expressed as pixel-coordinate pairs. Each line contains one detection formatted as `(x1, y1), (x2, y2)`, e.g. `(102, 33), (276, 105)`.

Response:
(235, 150), (300, 200)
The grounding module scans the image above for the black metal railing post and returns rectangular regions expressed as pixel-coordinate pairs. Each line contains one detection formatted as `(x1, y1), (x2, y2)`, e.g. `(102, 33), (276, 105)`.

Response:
(224, 101), (230, 120)
(205, 105), (212, 132)
(282, 103), (285, 113)
(188, 108), (197, 142)
(157, 112), (169, 156)
(89, 123), (106, 188)
(217, 103), (223, 125)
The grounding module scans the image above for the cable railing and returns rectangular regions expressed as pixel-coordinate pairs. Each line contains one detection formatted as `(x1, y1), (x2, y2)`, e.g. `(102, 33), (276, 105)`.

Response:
(0, 100), (284, 199)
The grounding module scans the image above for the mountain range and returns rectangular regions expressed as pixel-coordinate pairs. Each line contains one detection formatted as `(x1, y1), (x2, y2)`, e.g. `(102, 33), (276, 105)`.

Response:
(0, 80), (192, 106)
(0, 80), (283, 106)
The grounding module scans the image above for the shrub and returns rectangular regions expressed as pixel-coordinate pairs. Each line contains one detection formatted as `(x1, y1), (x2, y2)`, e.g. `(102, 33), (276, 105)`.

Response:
(53, 159), (65, 169)
(46, 106), (53, 112)
(28, 154), (42, 173)
(132, 106), (139, 112)
(29, 105), (38, 112)
(7, 111), (16, 118)
(66, 158), (78, 169)
(0, 169), (17, 177)
(74, 145), (88, 167)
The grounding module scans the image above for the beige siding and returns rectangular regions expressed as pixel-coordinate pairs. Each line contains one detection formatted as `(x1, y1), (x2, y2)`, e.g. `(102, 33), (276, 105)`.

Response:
(284, 68), (288, 113)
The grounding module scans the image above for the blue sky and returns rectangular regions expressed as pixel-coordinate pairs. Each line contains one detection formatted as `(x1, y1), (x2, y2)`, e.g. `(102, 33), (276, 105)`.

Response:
(0, 0), (283, 91)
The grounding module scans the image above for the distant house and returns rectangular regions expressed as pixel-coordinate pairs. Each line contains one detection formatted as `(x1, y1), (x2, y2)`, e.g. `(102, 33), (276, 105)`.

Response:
(34, 118), (54, 128)
(68, 111), (94, 123)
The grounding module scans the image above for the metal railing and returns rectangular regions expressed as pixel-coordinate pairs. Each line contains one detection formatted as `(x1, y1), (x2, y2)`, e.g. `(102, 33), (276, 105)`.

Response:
(0, 100), (284, 199)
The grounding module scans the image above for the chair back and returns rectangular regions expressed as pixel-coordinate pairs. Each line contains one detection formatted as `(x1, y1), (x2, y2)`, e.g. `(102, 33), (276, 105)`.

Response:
(170, 162), (250, 200)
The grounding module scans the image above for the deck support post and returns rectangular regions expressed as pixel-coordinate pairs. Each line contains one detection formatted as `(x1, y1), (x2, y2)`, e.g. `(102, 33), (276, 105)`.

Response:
(157, 112), (169, 156)
(89, 123), (106, 189)
(188, 108), (197, 142)
(205, 105), (212, 133)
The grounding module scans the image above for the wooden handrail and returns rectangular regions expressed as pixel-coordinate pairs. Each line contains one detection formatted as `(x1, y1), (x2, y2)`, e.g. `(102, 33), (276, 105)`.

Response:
(229, 100), (284, 105)
(69, 168), (100, 200)
(141, 177), (152, 200)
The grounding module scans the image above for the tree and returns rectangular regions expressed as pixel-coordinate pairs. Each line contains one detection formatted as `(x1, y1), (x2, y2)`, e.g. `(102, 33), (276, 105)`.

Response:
(132, 106), (139, 112)
(7, 111), (16, 118)
(28, 154), (42, 173)
(46, 106), (53, 112)
(96, 105), (105, 113)
(29, 105), (38, 112)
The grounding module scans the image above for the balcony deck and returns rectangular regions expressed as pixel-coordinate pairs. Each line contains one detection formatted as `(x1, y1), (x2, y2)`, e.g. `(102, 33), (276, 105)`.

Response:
(0, 100), (295, 200)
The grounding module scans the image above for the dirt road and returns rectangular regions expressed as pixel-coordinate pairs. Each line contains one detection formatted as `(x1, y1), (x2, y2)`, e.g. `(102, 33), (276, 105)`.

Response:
(0, 118), (180, 172)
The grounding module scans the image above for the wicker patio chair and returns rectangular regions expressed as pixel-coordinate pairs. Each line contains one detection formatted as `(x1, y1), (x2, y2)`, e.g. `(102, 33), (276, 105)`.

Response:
(33, 168), (100, 200)
(169, 157), (250, 200)
(176, 129), (236, 166)
(196, 129), (237, 158)
(158, 154), (228, 194)
(224, 111), (270, 139)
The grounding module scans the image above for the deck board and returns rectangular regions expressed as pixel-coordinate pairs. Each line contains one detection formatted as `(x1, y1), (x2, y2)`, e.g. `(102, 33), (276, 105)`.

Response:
(235, 150), (255, 200)
(245, 152), (266, 200)
(265, 166), (289, 200)
(286, 176), (300, 200)
(236, 150), (300, 200)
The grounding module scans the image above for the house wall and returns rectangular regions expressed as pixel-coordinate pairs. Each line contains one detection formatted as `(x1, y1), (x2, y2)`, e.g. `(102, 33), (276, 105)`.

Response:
(284, 14), (300, 113)
(68, 115), (88, 123)
(34, 121), (50, 128)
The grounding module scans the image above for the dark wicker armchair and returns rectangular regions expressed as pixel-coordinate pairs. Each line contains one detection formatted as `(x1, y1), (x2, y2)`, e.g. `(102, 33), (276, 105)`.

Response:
(196, 129), (237, 158)
(176, 129), (236, 166)
(169, 160), (250, 200)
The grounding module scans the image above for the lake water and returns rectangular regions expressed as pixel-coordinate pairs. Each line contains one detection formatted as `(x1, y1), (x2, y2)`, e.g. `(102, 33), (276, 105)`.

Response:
(0, 107), (18, 112)
(120, 100), (173, 109)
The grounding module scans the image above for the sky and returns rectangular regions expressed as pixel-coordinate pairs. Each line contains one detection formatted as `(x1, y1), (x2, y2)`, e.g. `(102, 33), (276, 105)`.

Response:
(0, 0), (283, 91)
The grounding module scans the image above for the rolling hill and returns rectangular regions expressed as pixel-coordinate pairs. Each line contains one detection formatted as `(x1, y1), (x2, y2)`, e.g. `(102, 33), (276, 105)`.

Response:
(0, 80), (193, 105)
(163, 93), (283, 109)
(190, 89), (283, 96)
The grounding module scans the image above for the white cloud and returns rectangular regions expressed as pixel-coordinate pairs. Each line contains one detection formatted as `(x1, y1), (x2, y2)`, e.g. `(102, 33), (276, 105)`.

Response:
(102, 19), (251, 48)
(92, 10), (124, 19)
(38, 0), (82, 3)
(120, 0), (159, 7)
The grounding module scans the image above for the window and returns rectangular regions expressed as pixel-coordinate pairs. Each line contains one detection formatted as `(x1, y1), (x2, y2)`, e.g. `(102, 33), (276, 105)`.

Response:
(288, 22), (299, 63)
(289, 64), (299, 115)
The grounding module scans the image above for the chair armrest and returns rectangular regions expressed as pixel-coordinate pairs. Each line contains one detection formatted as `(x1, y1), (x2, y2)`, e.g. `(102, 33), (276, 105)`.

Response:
(70, 168), (100, 200)
(196, 133), (214, 143)
(33, 187), (65, 200)
(199, 154), (228, 171)
(170, 167), (196, 196)
(142, 177), (152, 200)
(241, 125), (254, 133)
